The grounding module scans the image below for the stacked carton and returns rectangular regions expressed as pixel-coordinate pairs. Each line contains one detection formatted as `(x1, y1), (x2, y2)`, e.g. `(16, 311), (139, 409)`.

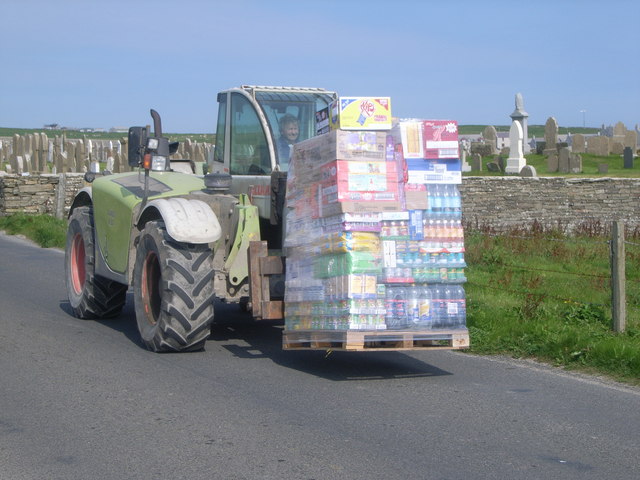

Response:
(284, 99), (467, 341)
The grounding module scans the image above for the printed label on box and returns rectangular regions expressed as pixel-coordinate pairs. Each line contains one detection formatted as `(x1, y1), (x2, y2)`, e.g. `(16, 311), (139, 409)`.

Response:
(330, 97), (392, 131)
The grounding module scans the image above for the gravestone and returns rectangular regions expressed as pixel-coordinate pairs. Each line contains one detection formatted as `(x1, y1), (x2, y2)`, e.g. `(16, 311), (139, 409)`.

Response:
(547, 152), (559, 172)
(505, 120), (526, 174)
(482, 126), (498, 154)
(624, 130), (637, 150)
(520, 165), (537, 177)
(572, 133), (585, 153)
(587, 136), (610, 156)
(598, 164), (608, 174)
(569, 152), (582, 173)
(558, 147), (570, 173)
(510, 93), (530, 153)
(543, 117), (558, 155)
(624, 147), (634, 168)
(610, 140), (625, 155)
(486, 161), (501, 172)
(613, 122), (626, 137)
(471, 152), (482, 171)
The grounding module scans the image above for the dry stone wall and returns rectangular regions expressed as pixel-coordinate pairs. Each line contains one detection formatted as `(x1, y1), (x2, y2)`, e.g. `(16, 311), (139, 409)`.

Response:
(1, 174), (639, 234)
(0, 173), (84, 218)
(460, 177), (640, 232)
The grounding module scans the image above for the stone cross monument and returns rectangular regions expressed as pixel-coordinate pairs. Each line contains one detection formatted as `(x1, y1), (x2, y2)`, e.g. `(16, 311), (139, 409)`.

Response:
(510, 93), (530, 153)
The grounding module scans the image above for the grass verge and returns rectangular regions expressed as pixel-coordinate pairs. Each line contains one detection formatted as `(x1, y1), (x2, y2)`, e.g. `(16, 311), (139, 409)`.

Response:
(464, 227), (640, 385)
(0, 214), (66, 248)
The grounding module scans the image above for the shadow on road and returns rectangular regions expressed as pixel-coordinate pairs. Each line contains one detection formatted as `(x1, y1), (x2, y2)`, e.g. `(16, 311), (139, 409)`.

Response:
(59, 292), (146, 349)
(210, 301), (453, 382)
(59, 296), (453, 380)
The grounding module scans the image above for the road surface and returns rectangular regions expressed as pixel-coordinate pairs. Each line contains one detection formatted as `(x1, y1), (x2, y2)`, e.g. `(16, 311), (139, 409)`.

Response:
(0, 232), (638, 479)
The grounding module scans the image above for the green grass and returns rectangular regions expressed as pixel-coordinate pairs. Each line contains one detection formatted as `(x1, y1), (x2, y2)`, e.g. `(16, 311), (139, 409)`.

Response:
(0, 214), (66, 248)
(464, 227), (640, 385)
(464, 152), (639, 178)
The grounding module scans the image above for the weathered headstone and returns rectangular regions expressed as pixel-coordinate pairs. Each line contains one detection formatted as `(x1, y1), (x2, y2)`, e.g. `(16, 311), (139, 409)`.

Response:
(486, 161), (501, 172)
(482, 126), (498, 155)
(572, 133), (585, 153)
(547, 152), (559, 172)
(598, 164), (608, 174)
(543, 117), (558, 155)
(520, 165), (537, 177)
(624, 130), (637, 150)
(505, 120), (526, 174)
(471, 152), (482, 171)
(624, 147), (634, 169)
(613, 121), (626, 137)
(587, 136), (610, 156)
(610, 140), (625, 155)
(558, 147), (570, 173)
(569, 152), (582, 173)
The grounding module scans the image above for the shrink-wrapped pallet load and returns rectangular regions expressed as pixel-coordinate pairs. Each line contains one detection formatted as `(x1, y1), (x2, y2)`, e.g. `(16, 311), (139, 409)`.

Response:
(283, 101), (469, 351)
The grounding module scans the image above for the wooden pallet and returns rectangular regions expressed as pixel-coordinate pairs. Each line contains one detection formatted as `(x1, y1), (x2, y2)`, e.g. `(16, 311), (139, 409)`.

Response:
(282, 329), (470, 351)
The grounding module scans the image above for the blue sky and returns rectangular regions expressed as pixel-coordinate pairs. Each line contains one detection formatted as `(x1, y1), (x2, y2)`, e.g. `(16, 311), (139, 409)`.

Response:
(1, 0), (638, 133)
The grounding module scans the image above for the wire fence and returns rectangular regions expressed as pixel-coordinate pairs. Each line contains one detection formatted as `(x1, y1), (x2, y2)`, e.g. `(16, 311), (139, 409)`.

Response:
(465, 224), (639, 328)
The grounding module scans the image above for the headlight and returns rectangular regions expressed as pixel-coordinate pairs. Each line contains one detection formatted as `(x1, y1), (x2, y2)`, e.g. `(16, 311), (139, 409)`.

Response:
(147, 138), (159, 149)
(151, 155), (167, 171)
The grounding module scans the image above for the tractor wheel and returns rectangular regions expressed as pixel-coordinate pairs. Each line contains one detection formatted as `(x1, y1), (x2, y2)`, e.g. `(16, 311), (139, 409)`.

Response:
(133, 221), (214, 352)
(65, 206), (127, 319)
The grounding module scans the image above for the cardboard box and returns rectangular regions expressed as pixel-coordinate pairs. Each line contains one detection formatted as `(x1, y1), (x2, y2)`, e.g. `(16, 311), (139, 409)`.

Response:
(330, 97), (392, 131)
(396, 120), (459, 159)
(403, 183), (429, 210)
(319, 199), (402, 218)
(406, 158), (462, 184)
(292, 129), (388, 165)
(320, 160), (400, 202)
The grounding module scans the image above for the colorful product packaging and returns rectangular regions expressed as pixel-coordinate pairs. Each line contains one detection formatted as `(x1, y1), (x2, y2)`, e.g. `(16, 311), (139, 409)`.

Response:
(329, 97), (392, 131)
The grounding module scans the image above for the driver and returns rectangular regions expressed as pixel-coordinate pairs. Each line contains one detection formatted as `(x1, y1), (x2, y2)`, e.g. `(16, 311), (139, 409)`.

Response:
(276, 114), (299, 166)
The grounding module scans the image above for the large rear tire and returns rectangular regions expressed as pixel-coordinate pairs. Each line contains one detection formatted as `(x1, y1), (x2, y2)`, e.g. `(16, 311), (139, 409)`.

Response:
(65, 206), (128, 319)
(133, 221), (214, 352)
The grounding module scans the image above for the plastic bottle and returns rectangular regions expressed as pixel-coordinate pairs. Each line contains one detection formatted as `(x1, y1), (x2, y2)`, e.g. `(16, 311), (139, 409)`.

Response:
(441, 184), (451, 214)
(430, 284), (444, 328)
(453, 285), (467, 328)
(385, 285), (408, 330)
(450, 184), (462, 216)
(407, 284), (420, 328)
(443, 285), (458, 328)
(431, 184), (442, 215)
(418, 286), (433, 328)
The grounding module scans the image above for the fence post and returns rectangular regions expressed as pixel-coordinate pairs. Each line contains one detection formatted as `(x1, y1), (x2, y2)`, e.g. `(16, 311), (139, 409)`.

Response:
(54, 173), (66, 220)
(610, 220), (626, 332)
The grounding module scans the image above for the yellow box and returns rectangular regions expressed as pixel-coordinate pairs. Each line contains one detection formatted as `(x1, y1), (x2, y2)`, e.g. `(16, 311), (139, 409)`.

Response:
(329, 97), (392, 131)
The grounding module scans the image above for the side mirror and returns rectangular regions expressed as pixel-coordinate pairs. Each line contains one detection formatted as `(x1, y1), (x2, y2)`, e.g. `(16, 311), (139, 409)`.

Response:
(128, 126), (148, 167)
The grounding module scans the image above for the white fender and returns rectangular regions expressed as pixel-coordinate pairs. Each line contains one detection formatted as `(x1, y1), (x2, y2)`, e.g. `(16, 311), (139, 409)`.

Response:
(142, 198), (221, 244)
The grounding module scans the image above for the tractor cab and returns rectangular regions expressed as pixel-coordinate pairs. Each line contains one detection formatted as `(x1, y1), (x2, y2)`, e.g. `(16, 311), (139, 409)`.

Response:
(211, 86), (336, 226)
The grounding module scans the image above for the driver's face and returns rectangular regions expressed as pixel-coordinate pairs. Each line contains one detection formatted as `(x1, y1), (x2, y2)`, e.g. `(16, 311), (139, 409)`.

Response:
(283, 122), (299, 143)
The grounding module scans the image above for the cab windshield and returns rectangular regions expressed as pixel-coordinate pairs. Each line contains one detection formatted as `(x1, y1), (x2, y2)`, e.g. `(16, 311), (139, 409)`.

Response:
(255, 91), (334, 171)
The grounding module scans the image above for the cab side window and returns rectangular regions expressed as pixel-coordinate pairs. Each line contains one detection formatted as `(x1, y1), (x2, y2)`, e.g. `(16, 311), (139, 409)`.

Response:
(230, 93), (271, 175)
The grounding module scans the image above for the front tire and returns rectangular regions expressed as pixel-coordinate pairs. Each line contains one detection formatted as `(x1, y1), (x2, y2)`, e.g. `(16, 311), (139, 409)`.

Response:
(65, 206), (127, 319)
(133, 221), (214, 352)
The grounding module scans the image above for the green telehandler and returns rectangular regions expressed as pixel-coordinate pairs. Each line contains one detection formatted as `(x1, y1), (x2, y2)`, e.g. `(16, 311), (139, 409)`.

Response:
(64, 86), (337, 352)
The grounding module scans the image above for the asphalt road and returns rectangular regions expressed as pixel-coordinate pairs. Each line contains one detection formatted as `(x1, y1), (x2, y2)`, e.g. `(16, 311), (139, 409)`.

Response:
(0, 232), (639, 480)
